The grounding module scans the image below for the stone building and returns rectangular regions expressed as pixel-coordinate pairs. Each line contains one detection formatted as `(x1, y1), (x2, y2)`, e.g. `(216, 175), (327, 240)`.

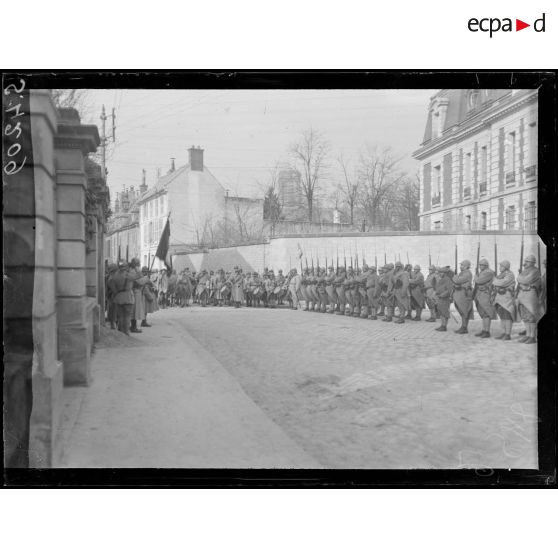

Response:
(414, 89), (538, 232)
(104, 183), (141, 263)
(133, 146), (263, 267)
(4, 90), (109, 467)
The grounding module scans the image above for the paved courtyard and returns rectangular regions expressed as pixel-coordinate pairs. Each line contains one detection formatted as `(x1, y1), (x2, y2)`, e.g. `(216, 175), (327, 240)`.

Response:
(60, 305), (538, 469)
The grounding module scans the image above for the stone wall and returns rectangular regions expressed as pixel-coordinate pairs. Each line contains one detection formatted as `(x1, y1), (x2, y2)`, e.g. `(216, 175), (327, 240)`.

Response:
(174, 231), (544, 275)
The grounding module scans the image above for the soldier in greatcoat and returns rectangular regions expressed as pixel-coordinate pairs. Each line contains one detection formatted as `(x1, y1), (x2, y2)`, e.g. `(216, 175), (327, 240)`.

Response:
(288, 268), (302, 310)
(434, 266), (453, 332)
(392, 261), (410, 324)
(334, 266), (347, 315)
(424, 265), (438, 322)
(325, 265), (338, 313)
(230, 267), (244, 308)
(365, 265), (381, 320)
(141, 267), (158, 327)
(130, 258), (149, 333)
(491, 260), (516, 341)
(452, 259), (474, 334)
(382, 263), (395, 322)
(473, 258), (497, 338)
(516, 254), (543, 344)
(409, 264), (425, 321)
(108, 260), (140, 335)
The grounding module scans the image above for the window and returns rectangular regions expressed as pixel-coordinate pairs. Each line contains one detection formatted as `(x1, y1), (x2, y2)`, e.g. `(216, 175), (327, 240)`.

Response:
(434, 220), (441, 231)
(432, 165), (441, 205)
(506, 131), (516, 184)
(465, 215), (471, 230)
(526, 122), (537, 179)
(480, 211), (487, 231)
(464, 152), (472, 198)
(505, 206), (516, 230)
(525, 201), (536, 231)
(480, 146), (488, 193)
(468, 90), (480, 110)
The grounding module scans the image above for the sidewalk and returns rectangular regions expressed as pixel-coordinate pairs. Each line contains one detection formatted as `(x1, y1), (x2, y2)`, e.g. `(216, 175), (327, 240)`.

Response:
(58, 311), (321, 468)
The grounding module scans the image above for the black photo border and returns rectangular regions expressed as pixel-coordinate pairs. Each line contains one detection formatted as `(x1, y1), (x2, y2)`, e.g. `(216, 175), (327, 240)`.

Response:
(3, 70), (556, 487)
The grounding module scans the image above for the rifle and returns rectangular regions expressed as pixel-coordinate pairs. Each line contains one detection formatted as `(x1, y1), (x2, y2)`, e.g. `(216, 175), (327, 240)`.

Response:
(311, 255), (314, 274)
(125, 245), (129, 263)
(454, 242), (458, 275)
(494, 238), (498, 272)
(475, 238), (481, 276)
(537, 241), (541, 269)
(350, 254), (354, 270)
(343, 246), (347, 270)
(336, 249), (339, 273)
(355, 251), (359, 273)
(519, 229), (525, 274)
(428, 241), (432, 269)
(317, 253), (320, 272)
(305, 256), (309, 272)
(406, 251), (410, 265)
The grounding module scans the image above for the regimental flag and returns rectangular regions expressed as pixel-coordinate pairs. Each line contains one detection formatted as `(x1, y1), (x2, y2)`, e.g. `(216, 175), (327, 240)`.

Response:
(155, 215), (171, 269)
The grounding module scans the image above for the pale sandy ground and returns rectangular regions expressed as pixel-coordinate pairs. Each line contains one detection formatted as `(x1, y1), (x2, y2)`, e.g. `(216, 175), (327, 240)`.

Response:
(59, 305), (538, 469)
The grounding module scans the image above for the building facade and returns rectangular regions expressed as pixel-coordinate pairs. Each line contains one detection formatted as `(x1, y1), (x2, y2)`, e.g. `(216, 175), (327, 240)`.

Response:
(105, 184), (141, 263)
(414, 89), (538, 232)
(4, 90), (108, 467)
(135, 147), (263, 267)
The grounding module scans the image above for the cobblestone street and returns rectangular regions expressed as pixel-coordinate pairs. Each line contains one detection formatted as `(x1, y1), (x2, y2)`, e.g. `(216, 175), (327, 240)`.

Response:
(60, 305), (538, 469)
(179, 306), (538, 469)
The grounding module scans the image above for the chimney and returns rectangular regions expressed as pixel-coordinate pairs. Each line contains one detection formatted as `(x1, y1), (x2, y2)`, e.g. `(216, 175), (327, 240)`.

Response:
(121, 187), (130, 212)
(188, 145), (204, 171)
(170, 157), (176, 172)
(140, 169), (148, 194)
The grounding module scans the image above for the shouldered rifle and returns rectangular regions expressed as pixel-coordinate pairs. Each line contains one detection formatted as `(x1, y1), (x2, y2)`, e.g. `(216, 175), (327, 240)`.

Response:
(494, 238), (498, 272)
(519, 229), (525, 274)
(454, 242), (458, 275)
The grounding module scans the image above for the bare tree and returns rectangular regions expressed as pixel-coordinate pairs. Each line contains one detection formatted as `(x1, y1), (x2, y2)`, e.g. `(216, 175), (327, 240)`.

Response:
(258, 164), (284, 224)
(288, 128), (329, 222)
(337, 153), (360, 225)
(394, 175), (420, 231)
(51, 89), (92, 118)
(357, 145), (405, 231)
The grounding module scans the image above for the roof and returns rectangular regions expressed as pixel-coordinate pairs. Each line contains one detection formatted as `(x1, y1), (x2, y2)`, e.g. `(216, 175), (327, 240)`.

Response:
(137, 163), (225, 204)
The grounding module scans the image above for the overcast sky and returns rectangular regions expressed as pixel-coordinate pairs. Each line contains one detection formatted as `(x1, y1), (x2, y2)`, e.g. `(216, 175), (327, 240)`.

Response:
(81, 89), (437, 200)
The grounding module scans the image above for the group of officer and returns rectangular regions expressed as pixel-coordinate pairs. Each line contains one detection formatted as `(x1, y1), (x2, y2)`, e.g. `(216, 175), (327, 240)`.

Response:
(105, 258), (159, 335)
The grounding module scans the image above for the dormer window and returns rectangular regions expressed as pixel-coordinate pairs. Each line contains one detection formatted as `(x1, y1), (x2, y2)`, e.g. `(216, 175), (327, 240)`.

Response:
(430, 97), (449, 140)
(468, 90), (480, 111)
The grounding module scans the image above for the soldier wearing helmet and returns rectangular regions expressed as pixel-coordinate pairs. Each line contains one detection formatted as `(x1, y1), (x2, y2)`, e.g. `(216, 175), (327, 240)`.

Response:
(434, 266), (453, 332)
(333, 266), (347, 315)
(365, 264), (381, 320)
(325, 265), (338, 313)
(452, 259), (474, 334)
(473, 257), (497, 338)
(409, 264), (426, 321)
(516, 254), (543, 344)
(424, 265), (438, 322)
(491, 259), (516, 341)
(392, 261), (410, 324)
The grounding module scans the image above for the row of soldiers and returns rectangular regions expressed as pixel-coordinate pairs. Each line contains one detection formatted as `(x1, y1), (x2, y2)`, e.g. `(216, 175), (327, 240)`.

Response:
(159, 254), (545, 344)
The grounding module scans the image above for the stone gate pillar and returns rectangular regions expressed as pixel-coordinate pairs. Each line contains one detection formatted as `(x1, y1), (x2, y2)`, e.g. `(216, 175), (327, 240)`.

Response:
(54, 109), (100, 386)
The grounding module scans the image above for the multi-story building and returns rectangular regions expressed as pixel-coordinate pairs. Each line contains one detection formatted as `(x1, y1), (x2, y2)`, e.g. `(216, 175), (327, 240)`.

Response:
(413, 89), (538, 232)
(136, 146), (263, 268)
(104, 183), (141, 263)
